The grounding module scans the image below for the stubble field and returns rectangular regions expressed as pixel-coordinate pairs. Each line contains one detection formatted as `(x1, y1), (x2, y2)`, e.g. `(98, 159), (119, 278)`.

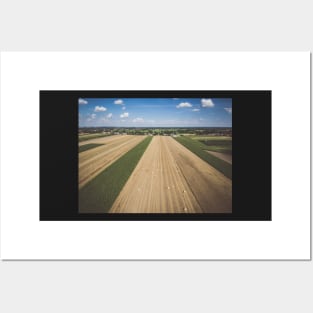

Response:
(79, 134), (232, 214)
(110, 136), (231, 213)
(79, 135), (146, 189)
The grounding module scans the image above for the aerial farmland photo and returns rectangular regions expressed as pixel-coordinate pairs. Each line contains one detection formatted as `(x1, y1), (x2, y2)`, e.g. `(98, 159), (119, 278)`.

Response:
(78, 97), (232, 214)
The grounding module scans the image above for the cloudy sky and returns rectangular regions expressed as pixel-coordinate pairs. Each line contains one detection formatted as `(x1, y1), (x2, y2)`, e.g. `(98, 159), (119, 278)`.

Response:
(79, 98), (232, 127)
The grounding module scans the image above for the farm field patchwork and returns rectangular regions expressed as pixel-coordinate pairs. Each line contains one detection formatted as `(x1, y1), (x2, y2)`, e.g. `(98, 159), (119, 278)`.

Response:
(78, 97), (232, 215)
(79, 135), (146, 189)
(192, 135), (232, 164)
(79, 136), (152, 213)
(190, 135), (232, 154)
(190, 135), (232, 150)
(206, 150), (232, 164)
(174, 136), (232, 179)
(79, 143), (104, 153)
(78, 133), (112, 142)
(78, 134), (123, 146)
(110, 136), (232, 213)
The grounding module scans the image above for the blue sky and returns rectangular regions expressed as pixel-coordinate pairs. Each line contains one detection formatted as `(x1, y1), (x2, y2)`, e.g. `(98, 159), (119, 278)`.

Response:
(78, 98), (232, 127)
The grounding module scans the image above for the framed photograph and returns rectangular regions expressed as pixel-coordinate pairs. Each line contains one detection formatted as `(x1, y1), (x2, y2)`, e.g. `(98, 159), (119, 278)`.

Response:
(0, 52), (310, 260)
(40, 90), (271, 221)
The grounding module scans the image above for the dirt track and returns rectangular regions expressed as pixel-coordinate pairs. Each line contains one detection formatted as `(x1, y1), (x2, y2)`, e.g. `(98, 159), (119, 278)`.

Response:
(110, 136), (232, 213)
(79, 135), (146, 189)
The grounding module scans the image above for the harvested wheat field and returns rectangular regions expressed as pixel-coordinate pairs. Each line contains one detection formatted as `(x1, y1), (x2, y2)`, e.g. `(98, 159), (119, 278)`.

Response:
(110, 136), (232, 213)
(78, 134), (123, 146)
(79, 135), (146, 189)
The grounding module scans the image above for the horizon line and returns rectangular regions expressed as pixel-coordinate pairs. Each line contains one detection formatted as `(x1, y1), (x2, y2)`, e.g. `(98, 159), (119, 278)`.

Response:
(79, 126), (232, 128)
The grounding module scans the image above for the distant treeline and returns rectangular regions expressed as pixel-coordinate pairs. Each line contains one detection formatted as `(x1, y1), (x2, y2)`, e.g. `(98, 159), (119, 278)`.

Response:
(79, 127), (232, 136)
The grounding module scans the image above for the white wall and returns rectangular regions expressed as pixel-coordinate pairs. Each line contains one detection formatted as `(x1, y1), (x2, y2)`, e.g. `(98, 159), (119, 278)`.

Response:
(0, 1), (312, 313)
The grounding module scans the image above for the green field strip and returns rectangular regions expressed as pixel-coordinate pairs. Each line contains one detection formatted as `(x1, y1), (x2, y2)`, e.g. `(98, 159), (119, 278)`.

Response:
(198, 142), (232, 154)
(190, 136), (232, 141)
(79, 136), (153, 213)
(190, 136), (232, 154)
(79, 143), (104, 153)
(174, 136), (232, 180)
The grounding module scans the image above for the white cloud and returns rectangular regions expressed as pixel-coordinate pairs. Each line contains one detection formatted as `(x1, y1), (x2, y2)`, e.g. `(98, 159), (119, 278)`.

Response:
(201, 98), (214, 108)
(79, 98), (88, 105)
(86, 113), (96, 122)
(122, 106), (126, 110)
(224, 107), (232, 114)
(114, 99), (124, 105)
(120, 112), (129, 118)
(94, 106), (107, 112)
(176, 102), (192, 108)
(192, 108), (200, 112)
(101, 113), (113, 122)
(132, 117), (144, 123)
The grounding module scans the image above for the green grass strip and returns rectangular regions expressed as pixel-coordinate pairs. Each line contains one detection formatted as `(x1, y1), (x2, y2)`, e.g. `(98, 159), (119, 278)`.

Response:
(190, 136), (232, 154)
(174, 136), (232, 180)
(198, 141), (232, 154)
(190, 136), (232, 141)
(79, 136), (152, 213)
(79, 143), (104, 153)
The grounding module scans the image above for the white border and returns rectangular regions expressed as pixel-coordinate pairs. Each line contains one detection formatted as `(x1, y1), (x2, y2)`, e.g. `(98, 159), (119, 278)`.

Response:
(0, 52), (310, 260)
